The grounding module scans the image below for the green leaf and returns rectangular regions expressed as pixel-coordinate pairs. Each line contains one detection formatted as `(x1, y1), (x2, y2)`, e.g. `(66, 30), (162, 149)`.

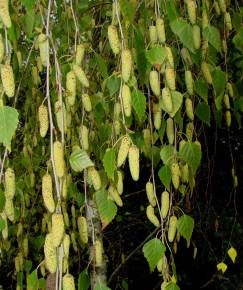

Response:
(94, 282), (112, 290)
(0, 217), (5, 231)
(38, 278), (46, 290)
(203, 25), (221, 52)
(120, 0), (136, 22)
(158, 165), (172, 191)
(95, 189), (117, 226)
(78, 268), (90, 290)
(95, 54), (108, 79)
(142, 238), (166, 272)
(23, 9), (35, 37)
(102, 148), (116, 181)
(195, 102), (211, 126)
(177, 214), (194, 245)
(194, 79), (208, 103)
(233, 28), (243, 52)
(146, 46), (167, 65)
(131, 89), (146, 122)
(212, 69), (226, 98)
(179, 142), (201, 174)
(0, 189), (5, 212)
(106, 75), (121, 96)
(165, 282), (180, 290)
(227, 247), (237, 263)
(69, 147), (94, 172)
(166, 0), (179, 23)
(21, 0), (36, 11)
(170, 19), (195, 53)
(27, 269), (38, 290)
(135, 29), (147, 84)
(0, 106), (19, 149)
(160, 145), (175, 165)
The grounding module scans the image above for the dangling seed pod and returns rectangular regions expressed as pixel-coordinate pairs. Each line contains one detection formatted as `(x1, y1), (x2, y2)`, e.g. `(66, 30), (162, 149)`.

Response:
(1, 64), (15, 97)
(53, 141), (65, 178)
(168, 215), (177, 242)
(42, 173), (55, 213)
(38, 105), (49, 138)
(128, 145), (140, 181)
(108, 25), (120, 55)
(117, 135), (131, 167)
(146, 205), (160, 227)
(121, 49), (132, 83)
(121, 84), (132, 117)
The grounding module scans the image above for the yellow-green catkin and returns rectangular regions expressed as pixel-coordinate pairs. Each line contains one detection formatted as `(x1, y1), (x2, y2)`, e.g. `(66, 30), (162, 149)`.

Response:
(146, 205), (160, 227)
(0, 0), (12, 28)
(51, 213), (65, 247)
(146, 181), (156, 207)
(37, 33), (48, 67)
(121, 49), (132, 83)
(108, 184), (123, 207)
(1, 64), (15, 97)
(161, 191), (169, 219)
(168, 215), (177, 242)
(4, 167), (15, 199)
(75, 43), (85, 65)
(38, 104), (49, 137)
(166, 118), (174, 145)
(128, 145), (140, 181)
(63, 274), (75, 290)
(150, 70), (160, 97)
(117, 135), (131, 167)
(121, 84), (132, 117)
(88, 166), (101, 191)
(108, 25), (120, 55)
(73, 64), (89, 88)
(81, 125), (89, 151)
(66, 70), (76, 106)
(156, 18), (166, 43)
(53, 141), (65, 178)
(42, 173), (55, 213)
(44, 233), (57, 273)
(77, 216), (88, 244)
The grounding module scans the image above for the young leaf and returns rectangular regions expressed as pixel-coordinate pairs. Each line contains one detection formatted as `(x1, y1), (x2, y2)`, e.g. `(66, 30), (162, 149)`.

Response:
(102, 148), (116, 181)
(217, 262), (227, 273)
(179, 142), (201, 174)
(194, 79), (208, 103)
(142, 238), (166, 272)
(195, 102), (211, 126)
(0, 189), (5, 212)
(27, 269), (38, 290)
(170, 19), (195, 53)
(176, 215), (194, 245)
(212, 69), (226, 98)
(165, 282), (180, 290)
(146, 46), (167, 65)
(160, 145), (174, 166)
(160, 91), (183, 118)
(120, 0), (136, 23)
(131, 89), (146, 122)
(0, 106), (19, 149)
(94, 282), (112, 290)
(203, 26), (221, 52)
(69, 147), (94, 172)
(0, 217), (5, 231)
(95, 189), (117, 226)
(227, 247), (237, 263)
(158, 165), (172, 191)
(78, 268), (90, 290)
